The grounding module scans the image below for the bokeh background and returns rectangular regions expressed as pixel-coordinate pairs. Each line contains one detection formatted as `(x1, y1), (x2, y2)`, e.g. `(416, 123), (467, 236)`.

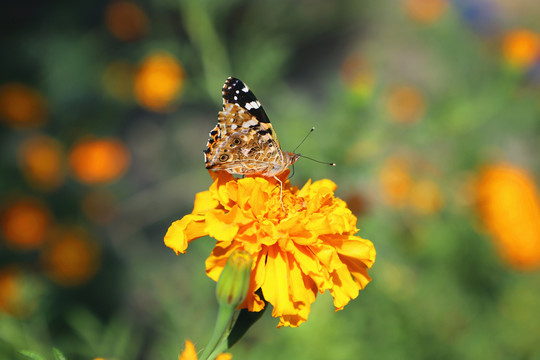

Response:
(2, 0), (540, 359)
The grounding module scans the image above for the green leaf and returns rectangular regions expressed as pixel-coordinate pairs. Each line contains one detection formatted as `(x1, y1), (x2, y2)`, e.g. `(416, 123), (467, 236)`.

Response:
(19, 350), (46, 360)
(53, 348), (67, 360)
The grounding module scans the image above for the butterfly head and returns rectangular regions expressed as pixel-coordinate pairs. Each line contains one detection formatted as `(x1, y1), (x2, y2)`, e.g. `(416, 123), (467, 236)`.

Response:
(286, 151), (301, 167)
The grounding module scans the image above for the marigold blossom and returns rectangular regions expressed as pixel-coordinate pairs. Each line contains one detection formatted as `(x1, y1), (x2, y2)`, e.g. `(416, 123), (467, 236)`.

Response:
(501, 29), (540, 69)
(476, 163), (540, 270)
(69, 137), (130, 184)
(134, 52), (185, 111)
(165, 170), (375, 327)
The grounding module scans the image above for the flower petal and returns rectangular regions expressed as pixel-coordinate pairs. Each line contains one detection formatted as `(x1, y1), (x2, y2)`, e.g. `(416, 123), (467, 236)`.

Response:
(179, 340), (197, 360)
(205, 207), (246, 242)
(262, 246), (295, 318)
(209, 170), (236, 208)
(329, 266), (360, 310)
(164, 214), (207, 255)
(216, 354), (232, 360)
(206, 242), (237, 281)
(240, 250), (267, 312)
(193, 190), (219, 214)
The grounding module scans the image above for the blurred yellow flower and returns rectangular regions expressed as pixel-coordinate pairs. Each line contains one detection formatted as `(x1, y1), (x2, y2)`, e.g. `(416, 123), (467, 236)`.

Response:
(0, 83), (47, 129)
(18, 134), (66, 190)
(179, 340), (232, 360)
(1, 198), (51, 250)
(69, 137), (130, 184)
(404, 0), (448, 24)
(165, 171), (375, 327)
(501, 29), (540, 69)
(385, 85), (426, 124)
(105, 1), (148, 42)
(41, 227), (101, 286)
(134, 52), (185, 111)
(476, 163), (540, 270)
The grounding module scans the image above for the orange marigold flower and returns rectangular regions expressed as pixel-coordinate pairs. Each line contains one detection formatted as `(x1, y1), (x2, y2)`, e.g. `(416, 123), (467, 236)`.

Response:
(165, 171), (376, 327)
(0, 267), (39, 317)
(178, 340), (232, 360)
(501, 29), (540, 69)
(105, 1), (148, 42)
(385, 85), (426, 124)
(1, 198), (51, 250)
(134, 52), (185, 112)
(379, 156), (413, 208)
(0, 83), (47, 129)
(476, 163), (540, 270)
(18, 134), (66, 190)
(69, 137), (130, 185)
(41, 227), (101, 286)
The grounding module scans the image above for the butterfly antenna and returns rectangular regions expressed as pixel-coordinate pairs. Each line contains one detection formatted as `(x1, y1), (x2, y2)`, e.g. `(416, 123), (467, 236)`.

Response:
(289, 162), (296, 180)
(298, 154), (336, 167)
(293, 127), (315, 154)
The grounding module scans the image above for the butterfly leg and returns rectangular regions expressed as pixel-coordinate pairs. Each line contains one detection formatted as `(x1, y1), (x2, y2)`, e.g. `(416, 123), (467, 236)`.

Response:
(273, 175), (285, 211)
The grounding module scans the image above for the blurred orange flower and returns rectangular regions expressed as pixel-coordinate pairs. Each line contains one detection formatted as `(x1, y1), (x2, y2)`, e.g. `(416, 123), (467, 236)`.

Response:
(385, 85), (426, 124)
(404, 0), (448, 24)
(476, 163), (540, 270)
(134, 52), (185, 111)
(69, 137), (130, 184)
(0, 83), (47, 129)
(379, 156), (413, 208)
(18, 135), (66, 190)
(179, 340), (232, 360)
(105, 1), (148, 41)
(41, 227), (101, 286)
(0, 267), (39, 317)
(165, 171), (375, 327)
(379, 155), (444, 214)
(1, 198), (51, 250)
(501, 29), (540, 69)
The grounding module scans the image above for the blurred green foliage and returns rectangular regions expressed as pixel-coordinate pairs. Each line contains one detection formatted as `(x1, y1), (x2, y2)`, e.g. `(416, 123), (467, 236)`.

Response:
(2, 0), (540, 359)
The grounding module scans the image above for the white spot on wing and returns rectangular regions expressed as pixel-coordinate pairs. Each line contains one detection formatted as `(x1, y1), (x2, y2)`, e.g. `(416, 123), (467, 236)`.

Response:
(242, 119), (258, 128)
(231, 124), (238, 130)
(249, 101), (260, 109)
(242, 85), (249, 92)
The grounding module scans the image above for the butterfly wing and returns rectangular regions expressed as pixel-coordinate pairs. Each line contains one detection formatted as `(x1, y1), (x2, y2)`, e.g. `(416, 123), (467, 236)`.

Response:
(204, 77), (287, 175)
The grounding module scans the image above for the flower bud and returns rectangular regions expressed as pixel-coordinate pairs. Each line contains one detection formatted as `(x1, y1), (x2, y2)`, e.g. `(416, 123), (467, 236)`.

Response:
(216, 250), (252, 308)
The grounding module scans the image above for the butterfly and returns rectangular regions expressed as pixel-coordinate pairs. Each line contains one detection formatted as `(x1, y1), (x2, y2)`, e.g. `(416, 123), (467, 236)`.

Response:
(204, 77), (300, 181)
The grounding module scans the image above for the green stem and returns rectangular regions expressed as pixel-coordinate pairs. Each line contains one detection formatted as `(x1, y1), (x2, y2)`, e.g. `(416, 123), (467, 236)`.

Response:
(179, 0), (231, 102)
(199, 306), (238, 360)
